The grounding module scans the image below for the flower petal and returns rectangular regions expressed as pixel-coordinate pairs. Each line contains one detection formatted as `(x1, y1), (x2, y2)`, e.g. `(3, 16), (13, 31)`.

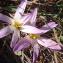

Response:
(0, 26), (13, 38)
(13, 38), (31, 52)
(40, 22), (58, 34)
(0, 13), (12, 24)
(21, 8), (37, 25)
(30, 8), (37, 26)
(37, 38), (61, 50)
(32, 42), (40, 63)
(33, 52), (36, 63)
(21, 13), (31, 24)
(21, 25), (43, 34)
(14, 0), (27, 19)
(10, 30), (20, 48)
(33, 43), (40, 57)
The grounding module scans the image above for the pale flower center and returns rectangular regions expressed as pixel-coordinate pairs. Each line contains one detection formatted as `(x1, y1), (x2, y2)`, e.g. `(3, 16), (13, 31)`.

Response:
(29, 34), (40, 39)
(11, 20), (22, 30)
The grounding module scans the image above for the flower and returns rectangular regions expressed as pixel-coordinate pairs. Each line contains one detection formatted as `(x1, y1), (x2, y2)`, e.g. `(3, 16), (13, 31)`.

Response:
(0, 0), (27, 37)
(26, 33), (61, 63)
(11, 8), (61, 63)
(0, 0), (27, 47)
(0, 0), (51, 49)
(0, 0), (30, 47)
(0, 0), (61, 62)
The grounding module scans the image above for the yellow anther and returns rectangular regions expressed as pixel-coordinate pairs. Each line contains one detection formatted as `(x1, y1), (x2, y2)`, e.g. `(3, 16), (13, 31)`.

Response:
(29, 34), (40, 39)
(11, 20), (22, 30)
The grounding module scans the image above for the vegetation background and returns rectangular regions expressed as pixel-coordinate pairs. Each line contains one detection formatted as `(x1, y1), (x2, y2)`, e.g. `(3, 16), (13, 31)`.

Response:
(0, 0), (63, 63)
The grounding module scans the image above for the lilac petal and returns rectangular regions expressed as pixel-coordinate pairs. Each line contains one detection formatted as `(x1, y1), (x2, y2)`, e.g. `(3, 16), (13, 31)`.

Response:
(37, 38), (61, 50)
(13, 38), (31, 52)
(22, 8), (37, 25)
(30, 8), (37, 26)
(33, 52), (36, 63)
(33, 43), (40, 57)
(0, 26), (13, 38)
(0, 13), (12, 24)
(10, 30), (20, 48)
(14, 0), (27, 19)
(21, 25), (44, 34)
(40, 22), (58, 34)
(32, 43), (40, 63)
(21, 13), (31, 24)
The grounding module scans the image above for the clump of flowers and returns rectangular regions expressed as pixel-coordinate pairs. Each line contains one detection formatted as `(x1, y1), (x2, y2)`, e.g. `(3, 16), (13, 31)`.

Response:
(0, 0), (62, 63)
(0, 0), (46, 48)
(11, 8), (61, 63)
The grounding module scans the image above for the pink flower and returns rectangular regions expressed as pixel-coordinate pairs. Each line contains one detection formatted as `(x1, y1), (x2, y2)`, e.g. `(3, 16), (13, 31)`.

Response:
(0, 0), (27, 38)
(0, 0), (42, 48)
(11, 8), (61, 62)
(0, 1), (53, 49)
(0, 0), (61, 62)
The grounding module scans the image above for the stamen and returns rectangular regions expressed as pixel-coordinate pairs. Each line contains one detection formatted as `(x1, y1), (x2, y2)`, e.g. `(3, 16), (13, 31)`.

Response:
(29, 34), (40, 39)
(11, 20), (22, 30)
